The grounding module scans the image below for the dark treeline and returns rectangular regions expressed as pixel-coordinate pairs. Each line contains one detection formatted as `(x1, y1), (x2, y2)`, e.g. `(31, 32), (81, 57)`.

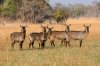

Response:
(0, 0), (4, 4)
(0, 0), (100, 23)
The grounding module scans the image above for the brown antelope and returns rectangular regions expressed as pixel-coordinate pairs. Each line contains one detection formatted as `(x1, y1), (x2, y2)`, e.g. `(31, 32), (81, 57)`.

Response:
(45, 26), (70, 47)
(29, 25), (48, 49)
(61, 24), (71, 46)
(10, 25), (27, 50)
(66, 25), (91, 47)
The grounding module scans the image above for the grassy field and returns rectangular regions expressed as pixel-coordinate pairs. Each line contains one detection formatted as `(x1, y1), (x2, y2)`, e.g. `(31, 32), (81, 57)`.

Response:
(0, 18), (100, 66)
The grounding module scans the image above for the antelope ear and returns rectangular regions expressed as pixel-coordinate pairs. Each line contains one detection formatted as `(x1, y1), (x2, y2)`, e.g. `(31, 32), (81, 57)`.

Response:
(25, 25), (27, 27)
(51, 27), (53, 29)
(20, 25), (22, 27)
(47, 26), (49, 29)
(67, 24), (71, 26)
(84, 24), (86, 27)
(41, 25), (43, 28)
(46, 25), (48, 27)
(89, 24), (91, 27)
(69, 24), (71, 26)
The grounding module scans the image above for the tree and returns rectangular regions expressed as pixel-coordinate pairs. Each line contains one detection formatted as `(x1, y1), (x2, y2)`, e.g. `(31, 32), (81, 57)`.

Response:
(95, 1), (100, 18)
(52, 3), (70, 23)
(70, 4), (86, 19)
(18, 0), (52, 23)
(1, 0), (17, 18)
(0, 0), (52, 23)
(0, 0), (4, 5)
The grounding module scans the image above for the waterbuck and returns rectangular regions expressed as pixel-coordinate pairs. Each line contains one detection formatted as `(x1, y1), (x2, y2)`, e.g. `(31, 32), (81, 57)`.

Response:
(66, 25), (91, 47)
(10, 25), (27, 50)
(29, 25), (48, 49)
(61, 24), (71, 46)
(40, 24), (71, 48)
(46, 26), (70, 47)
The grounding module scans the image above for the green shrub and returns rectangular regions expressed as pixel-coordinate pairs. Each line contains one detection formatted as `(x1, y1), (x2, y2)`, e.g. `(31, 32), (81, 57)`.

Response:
(2, 0), (16, 16)
(52, 9), (69, 22)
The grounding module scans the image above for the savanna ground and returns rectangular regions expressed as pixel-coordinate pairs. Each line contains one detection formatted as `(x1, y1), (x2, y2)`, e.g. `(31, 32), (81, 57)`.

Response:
(0, 18), (100, 66)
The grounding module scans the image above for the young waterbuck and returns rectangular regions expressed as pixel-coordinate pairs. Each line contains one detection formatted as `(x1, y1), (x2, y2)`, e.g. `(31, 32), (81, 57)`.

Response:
(29, 25), (48, 49)
(66, 24), (91, 47)
(10, 25), (27, 50)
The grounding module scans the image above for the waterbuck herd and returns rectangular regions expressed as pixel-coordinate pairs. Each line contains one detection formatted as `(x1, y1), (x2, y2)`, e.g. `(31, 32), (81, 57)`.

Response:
(10, 24), (91, 50)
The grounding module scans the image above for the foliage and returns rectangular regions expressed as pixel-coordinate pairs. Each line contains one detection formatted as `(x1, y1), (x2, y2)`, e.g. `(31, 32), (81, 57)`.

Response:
(17, 0), (52, 23)
(53, 9), (63, 21)
(0, 0), (100, 23)
(1, 0), (16, 16)
(0, 0), (52, 23)
(0, 0), (4, 4)
(52, 3), (70, 22)
(69, 4), (86, 18)
(95, 2), (100, 18)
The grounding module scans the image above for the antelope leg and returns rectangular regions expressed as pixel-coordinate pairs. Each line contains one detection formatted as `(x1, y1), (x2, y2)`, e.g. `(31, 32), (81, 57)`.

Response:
(80, 40), (83, 47)
(11, 41), (15, 50)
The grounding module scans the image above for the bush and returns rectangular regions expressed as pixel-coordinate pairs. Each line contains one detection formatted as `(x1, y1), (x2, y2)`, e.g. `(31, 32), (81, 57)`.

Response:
(0, 0), (22, 19)
(52, 8), (69, 22)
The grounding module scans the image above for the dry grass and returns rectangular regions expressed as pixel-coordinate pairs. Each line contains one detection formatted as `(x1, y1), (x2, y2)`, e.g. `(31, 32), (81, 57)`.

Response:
(0, 18), (100, 66)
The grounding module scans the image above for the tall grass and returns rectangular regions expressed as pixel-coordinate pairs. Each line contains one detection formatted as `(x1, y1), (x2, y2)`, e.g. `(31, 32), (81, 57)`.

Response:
(0, 18), (100, 66)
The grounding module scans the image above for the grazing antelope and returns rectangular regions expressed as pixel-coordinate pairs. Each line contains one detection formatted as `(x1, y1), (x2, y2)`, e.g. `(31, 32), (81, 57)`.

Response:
(46, 27), (70, 47)
(10, 25), (27, 50)
(66, 25), (91, 47)
(29, 25), (48, 49)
